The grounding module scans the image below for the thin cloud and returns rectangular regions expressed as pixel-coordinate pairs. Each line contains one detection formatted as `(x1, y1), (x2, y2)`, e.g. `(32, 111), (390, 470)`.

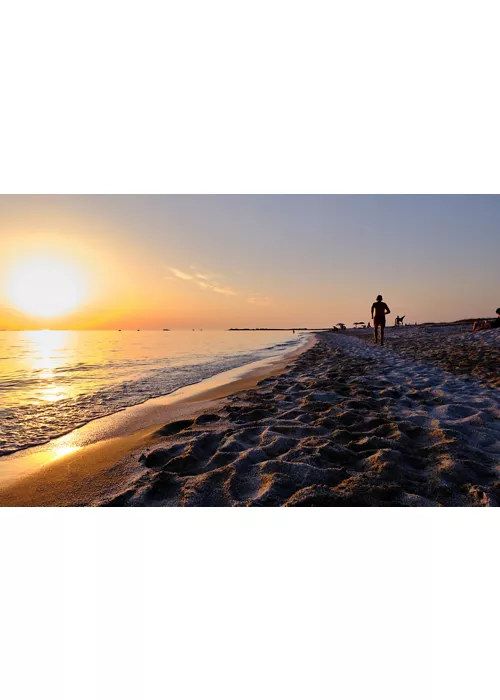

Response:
(249, 296), (271, 306)
(170, 265), (237, 296)
(170, 267), (193, 281)
(213, 286), (237, 296)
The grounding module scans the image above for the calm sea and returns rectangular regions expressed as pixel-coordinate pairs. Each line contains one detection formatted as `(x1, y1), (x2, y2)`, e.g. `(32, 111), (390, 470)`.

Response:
(0, 330), (306, 455)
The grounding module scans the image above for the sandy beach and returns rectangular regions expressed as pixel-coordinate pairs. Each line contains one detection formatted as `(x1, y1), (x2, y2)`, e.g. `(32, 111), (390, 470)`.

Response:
(1, 326), (499, 507)
(0, 338), (314, 506)
(103, 326), (499, 507)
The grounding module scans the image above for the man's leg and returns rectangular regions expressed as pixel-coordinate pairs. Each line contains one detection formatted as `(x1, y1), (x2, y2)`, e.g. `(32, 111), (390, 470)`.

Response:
(380, 323), (385, 346)
(374, 322), (379, 344)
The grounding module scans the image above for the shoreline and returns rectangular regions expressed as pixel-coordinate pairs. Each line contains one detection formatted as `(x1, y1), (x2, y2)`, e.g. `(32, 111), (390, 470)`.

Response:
(0, 335), (316, 506)
(2, 326), (499, 507)
(0, 331), (311, 462)
(90, 327), (500, 507)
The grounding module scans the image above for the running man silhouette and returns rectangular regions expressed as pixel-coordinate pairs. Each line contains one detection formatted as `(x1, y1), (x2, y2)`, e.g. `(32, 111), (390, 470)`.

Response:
(371, 295), (391, 346)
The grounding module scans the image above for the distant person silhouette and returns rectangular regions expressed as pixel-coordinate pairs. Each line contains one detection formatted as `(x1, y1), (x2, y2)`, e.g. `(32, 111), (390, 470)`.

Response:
(474, 308), (500, 331)
(371, 295), (391, 346)
(493, 308), (500, 329)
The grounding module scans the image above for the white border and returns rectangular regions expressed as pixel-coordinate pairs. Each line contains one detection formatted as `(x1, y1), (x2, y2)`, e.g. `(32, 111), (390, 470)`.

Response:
(1, 0), (499, 698)
(2, 0), (499, 193)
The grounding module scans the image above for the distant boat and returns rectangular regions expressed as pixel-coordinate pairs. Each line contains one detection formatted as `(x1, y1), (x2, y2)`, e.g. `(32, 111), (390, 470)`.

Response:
(163, 329), (170, 331)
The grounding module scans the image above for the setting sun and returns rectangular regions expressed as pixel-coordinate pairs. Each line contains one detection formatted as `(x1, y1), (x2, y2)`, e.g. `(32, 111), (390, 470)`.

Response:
(5, 255), (88, 318)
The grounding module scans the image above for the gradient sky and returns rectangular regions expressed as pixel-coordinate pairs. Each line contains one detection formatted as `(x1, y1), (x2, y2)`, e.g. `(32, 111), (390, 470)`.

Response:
(1, 195), (499, 329)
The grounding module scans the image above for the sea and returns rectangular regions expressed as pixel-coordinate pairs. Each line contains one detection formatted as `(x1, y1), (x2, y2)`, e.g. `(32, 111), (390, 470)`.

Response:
(0, 330), (307, 456)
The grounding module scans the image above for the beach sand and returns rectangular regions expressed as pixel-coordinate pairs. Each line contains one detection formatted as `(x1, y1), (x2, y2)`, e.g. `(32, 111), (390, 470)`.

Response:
(0, 338), (314, 506)
(2, 327), (499, 507)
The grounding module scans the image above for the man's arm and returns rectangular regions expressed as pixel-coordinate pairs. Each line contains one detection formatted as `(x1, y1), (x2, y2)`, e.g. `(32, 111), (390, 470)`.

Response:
(371, 303), (375, 319)
(385, 304), (391, 315)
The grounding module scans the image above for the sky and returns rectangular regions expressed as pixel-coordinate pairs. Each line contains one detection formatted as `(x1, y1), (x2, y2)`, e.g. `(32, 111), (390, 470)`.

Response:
(0, 194), (499, 329)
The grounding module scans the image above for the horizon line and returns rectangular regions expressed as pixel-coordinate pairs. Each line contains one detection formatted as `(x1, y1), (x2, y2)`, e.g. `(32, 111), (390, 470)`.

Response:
(0, 317), (488, 333)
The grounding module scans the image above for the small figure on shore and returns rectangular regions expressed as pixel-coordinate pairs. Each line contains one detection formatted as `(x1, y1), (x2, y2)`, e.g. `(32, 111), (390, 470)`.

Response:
(474, 308), (500, 331)
(371, 295), (391, 346)
(395, 315), (406, 327)
(493, 309), (500, 329)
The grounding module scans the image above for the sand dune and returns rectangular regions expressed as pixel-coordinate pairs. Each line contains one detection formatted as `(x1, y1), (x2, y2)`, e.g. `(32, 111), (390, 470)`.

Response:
(99, 330), (500, 507)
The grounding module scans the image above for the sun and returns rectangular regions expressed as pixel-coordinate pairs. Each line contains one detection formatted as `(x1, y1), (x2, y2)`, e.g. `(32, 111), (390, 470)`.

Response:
(6, 255), (88, 318)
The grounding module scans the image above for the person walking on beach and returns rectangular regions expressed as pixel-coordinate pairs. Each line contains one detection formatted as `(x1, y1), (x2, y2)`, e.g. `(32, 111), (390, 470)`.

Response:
(371, 295), (391, 346)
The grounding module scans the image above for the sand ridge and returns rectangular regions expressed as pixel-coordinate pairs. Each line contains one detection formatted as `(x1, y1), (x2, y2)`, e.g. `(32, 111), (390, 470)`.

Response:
(369, 325), (500, 389)
(99, 330), (500, 507)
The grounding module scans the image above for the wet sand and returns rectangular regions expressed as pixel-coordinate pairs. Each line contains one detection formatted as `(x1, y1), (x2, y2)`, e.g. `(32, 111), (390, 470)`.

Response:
(0, 337), (314, 506)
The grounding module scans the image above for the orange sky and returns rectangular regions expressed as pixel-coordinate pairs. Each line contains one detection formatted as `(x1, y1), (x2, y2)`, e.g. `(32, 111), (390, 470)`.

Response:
(1, 195), (499, 329)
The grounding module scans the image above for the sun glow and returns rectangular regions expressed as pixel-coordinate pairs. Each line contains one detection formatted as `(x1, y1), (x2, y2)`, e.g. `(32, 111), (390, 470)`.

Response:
(6, 255), (88, 318)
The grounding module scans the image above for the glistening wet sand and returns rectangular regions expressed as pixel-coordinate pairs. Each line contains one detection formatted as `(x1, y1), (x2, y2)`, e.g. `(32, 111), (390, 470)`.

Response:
(0, 337), (315, 506)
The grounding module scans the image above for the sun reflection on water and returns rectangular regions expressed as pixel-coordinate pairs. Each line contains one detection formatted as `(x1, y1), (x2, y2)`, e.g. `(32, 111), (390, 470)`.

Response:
(26, 330), (72, 403)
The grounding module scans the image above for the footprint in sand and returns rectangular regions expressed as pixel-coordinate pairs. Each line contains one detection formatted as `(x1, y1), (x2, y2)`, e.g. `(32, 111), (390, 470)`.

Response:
(433, 404), (479, 420)
(156, 419), (195, 436)
(144, 444), (185, 468)
(195, 413), (222, 425)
